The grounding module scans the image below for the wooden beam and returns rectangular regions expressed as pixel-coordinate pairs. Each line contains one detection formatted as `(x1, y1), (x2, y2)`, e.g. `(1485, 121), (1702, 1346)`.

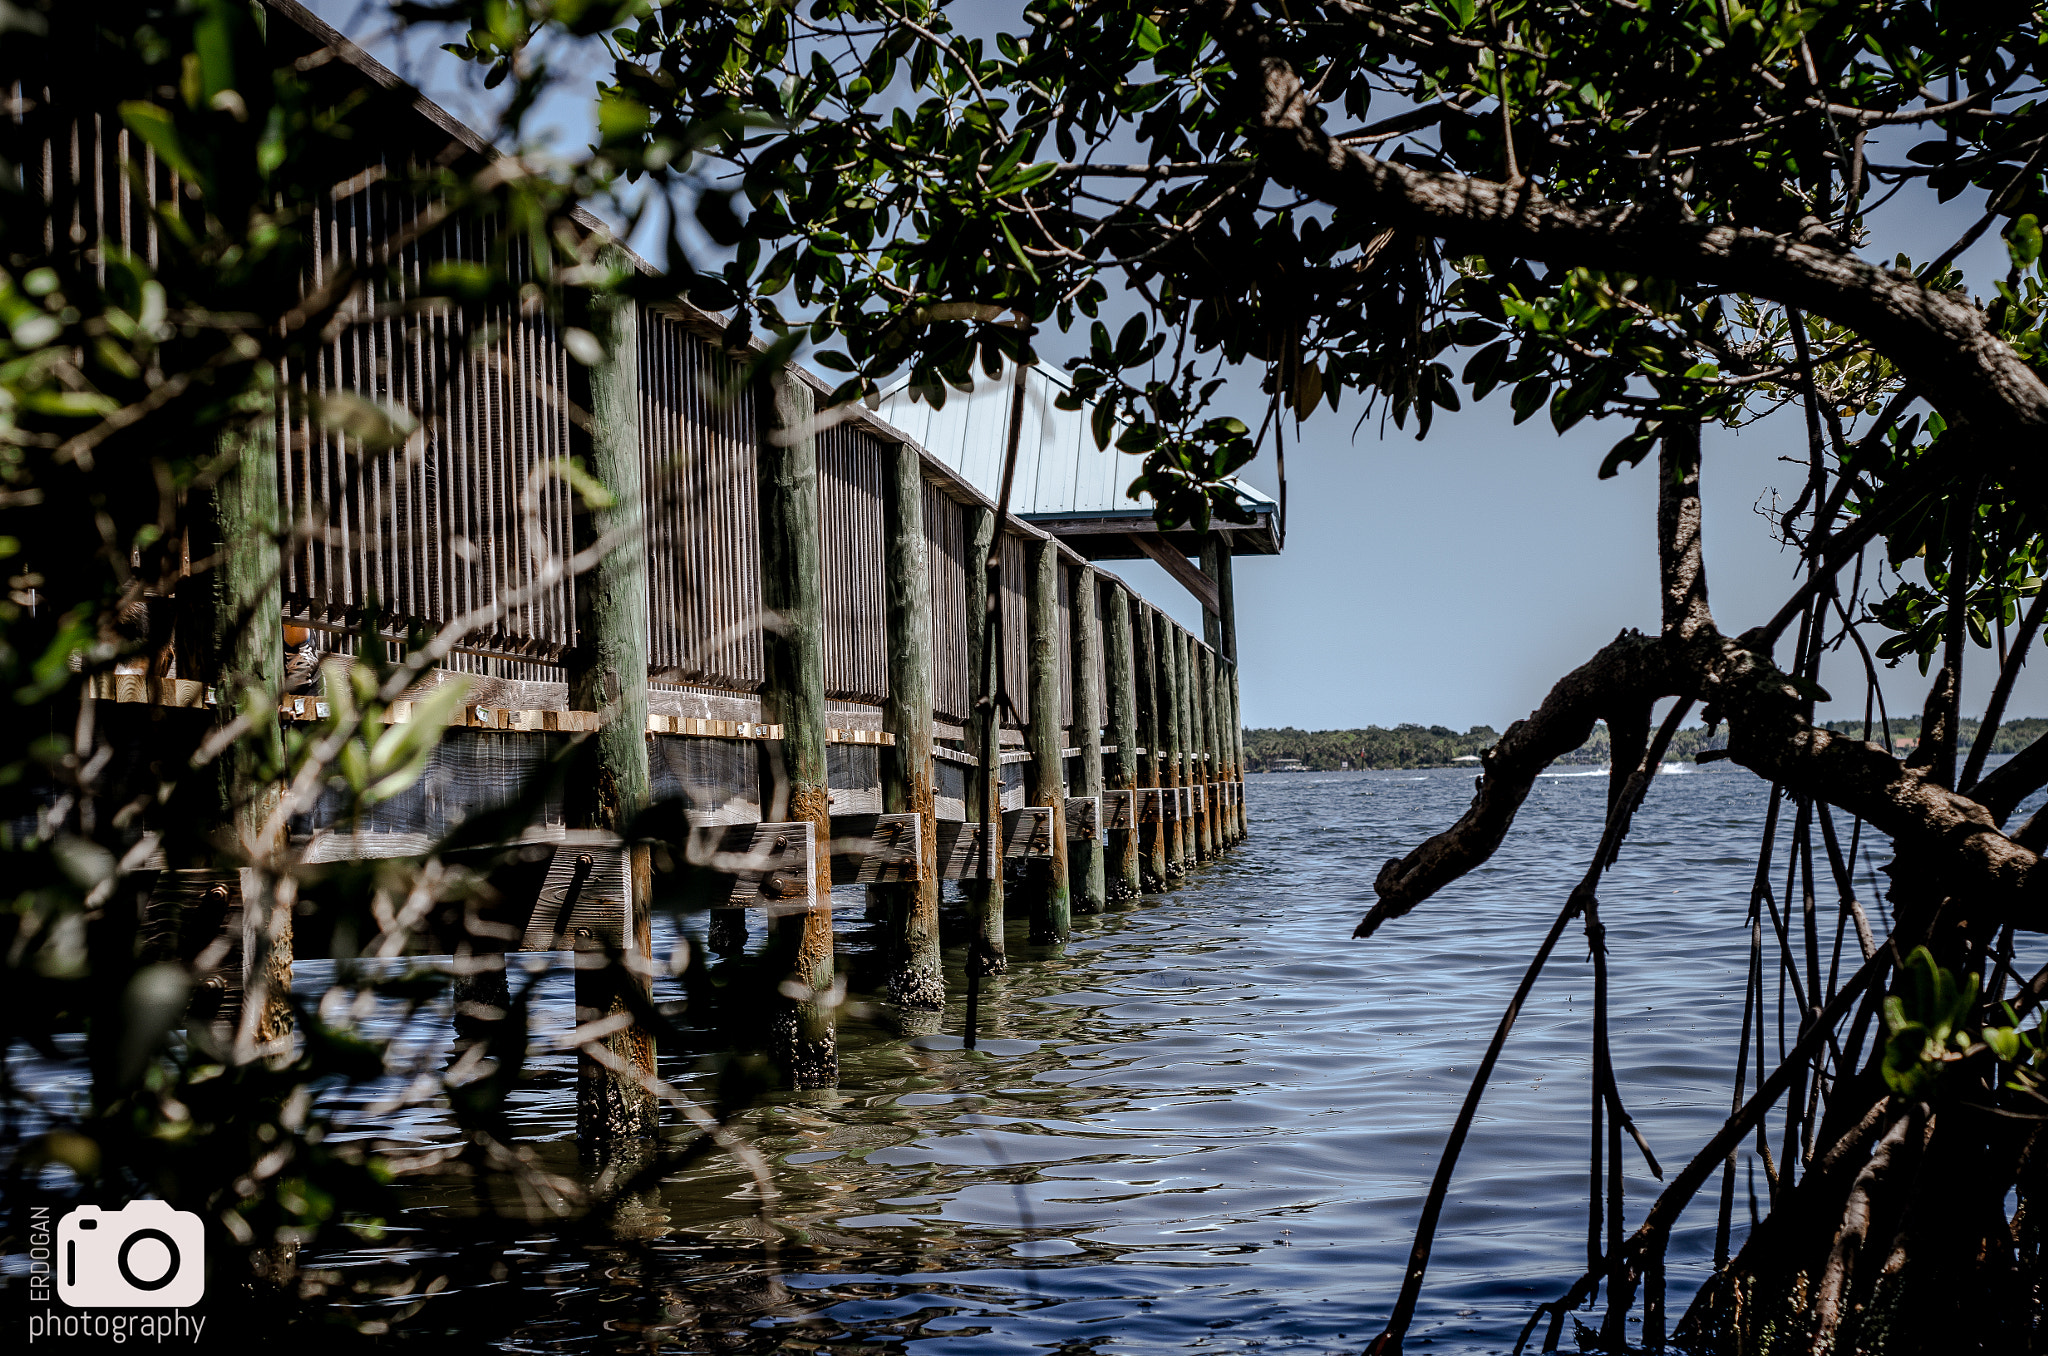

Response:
(830, 812), (926, 886)
(1003, 806), (1055, 859)
(1128, 534), (1222, 614)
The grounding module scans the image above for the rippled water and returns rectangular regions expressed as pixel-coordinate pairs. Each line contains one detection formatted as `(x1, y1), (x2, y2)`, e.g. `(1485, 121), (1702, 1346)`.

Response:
(297, 760), (1937, 1353)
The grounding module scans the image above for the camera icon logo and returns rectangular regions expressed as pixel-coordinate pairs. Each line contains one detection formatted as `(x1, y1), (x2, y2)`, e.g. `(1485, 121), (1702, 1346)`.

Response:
(55, 1201), (205, 1308)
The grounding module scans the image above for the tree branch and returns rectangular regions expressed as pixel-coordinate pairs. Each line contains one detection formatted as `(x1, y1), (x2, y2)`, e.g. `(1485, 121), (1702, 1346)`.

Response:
(1209, 5), (2048, 494)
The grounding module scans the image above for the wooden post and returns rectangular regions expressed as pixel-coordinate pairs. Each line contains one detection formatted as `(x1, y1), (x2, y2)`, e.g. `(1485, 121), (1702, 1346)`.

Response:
(1025, 536), (1070, 941)
(1196, 634), (1204, 860)
(564, 265), (659, 1149)
(1200, 535), (1237, 664)
(207, 407), (288, 1057)
(1133, 601), (1166, 890)
(1196, 643), (1217, 860)
(1201, 536), (1238, 846)
(1231, 664), (1248, 840)
(1211, 656), (1233, 846)
(963, 505), (1006, 973)
(1173, 627), (1198, 867)
(1155, 612), (1185, 876)
(756, 367), (837, 1088)
(1102, 582), (1141, 900)
(1223, 659), (1243, 844)
(1071, 563), (1106, 915)
(880, 442), (941, 1007)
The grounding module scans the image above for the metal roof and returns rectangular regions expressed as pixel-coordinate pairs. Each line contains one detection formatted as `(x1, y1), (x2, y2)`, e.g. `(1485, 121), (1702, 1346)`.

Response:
(875, 364), (1281, 556)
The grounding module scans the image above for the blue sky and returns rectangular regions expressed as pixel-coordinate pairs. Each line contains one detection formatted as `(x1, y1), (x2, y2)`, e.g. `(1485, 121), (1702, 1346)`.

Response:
(302, 0), (2037, 734)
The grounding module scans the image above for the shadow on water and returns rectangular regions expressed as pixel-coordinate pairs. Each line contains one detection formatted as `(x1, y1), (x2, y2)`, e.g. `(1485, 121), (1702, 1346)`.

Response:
(285, 764), (2028, 1351)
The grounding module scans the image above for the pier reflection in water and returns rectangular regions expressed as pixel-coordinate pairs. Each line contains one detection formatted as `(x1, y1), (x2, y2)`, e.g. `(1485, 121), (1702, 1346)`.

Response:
(305, 763), (1963, 1353)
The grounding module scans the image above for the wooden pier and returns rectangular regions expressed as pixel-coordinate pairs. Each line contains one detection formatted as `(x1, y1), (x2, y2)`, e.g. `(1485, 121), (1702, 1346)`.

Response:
(22, 0), (1261, 1156)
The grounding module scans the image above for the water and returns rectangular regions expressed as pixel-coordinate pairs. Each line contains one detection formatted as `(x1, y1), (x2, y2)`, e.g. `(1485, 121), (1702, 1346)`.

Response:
(23, 762), (2028, 1350)
(295, 762), (1905, 1352)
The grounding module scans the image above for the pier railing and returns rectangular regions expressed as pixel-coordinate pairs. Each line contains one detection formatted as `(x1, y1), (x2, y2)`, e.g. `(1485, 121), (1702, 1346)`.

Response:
(18, 0), (1251, 1138)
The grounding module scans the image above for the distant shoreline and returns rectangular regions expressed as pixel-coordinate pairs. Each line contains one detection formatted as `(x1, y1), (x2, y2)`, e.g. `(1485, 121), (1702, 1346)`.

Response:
(1243, 716), (2046, 774)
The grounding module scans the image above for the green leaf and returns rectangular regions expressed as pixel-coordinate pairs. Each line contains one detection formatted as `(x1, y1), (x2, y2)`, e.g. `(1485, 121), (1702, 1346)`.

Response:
(1090, 399), (1115, 451)
(20, 389), (118, 418)
(1464, 340), (1512, 399)
(1599, 426), (1657, 479)
(117, 102), (200, 184)
(2009, 213), (2043, 270)
(1509, 376), (1550, 425)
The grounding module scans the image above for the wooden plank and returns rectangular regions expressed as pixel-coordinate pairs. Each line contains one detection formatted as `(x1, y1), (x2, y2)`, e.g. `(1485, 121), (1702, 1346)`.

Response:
(142, 870), (244, 1032)
(829, 811), (926, 885)
(1004, 806), (1055, 860)
(521, 830), (631, 950)
(935, 819), (995, 881)
(1102, 788), (1133, 832)
(648, 714), (783, 739)
(87, 672), (209, 707)
(683, 820), (818, 914)
(1064, 795), (1101, 841)
(826, 726), (897, 746)
(85, 681), (782, 740)
(1135, 786), (1163, 824)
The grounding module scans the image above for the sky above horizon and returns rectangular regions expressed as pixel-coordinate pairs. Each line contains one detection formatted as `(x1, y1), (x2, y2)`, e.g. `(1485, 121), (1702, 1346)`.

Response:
(302, 0), (2042, 736)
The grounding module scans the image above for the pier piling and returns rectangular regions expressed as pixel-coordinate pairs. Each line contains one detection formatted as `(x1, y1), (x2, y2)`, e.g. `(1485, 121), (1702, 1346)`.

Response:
(1103, 583), (1141, 900)
(1072, 564), (1107, 916)
(964, 504), (1006, 975)
(206, 406), (293, 1060)
(880, 440), (942, 1008)
(756, 366), (838, 1088)
(564, 267), (659, 1150)
(1026, 537), (1071, 943)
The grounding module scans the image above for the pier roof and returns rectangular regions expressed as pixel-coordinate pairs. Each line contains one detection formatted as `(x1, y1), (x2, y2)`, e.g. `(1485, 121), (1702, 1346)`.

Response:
(874, 364), (1284, 565)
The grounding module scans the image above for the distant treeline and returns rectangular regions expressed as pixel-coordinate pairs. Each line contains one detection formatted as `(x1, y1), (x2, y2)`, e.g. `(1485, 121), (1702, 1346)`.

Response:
(1245, 716), (2048, 773)
(1244, 724), (1502, 772)
(1818, 715), (2048, 756)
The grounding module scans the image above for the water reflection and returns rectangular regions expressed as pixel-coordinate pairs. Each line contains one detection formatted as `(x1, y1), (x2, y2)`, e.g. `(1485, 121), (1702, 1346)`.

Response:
(187, 765), (2048, 1347)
